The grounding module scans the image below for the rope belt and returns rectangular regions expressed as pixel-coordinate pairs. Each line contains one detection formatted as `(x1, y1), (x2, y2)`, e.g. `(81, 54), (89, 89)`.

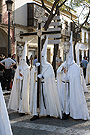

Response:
(41, 81), (46, 109)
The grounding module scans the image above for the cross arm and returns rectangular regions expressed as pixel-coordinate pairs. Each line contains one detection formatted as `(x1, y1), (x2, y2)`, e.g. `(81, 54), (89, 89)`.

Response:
(20, 30), (61, 37)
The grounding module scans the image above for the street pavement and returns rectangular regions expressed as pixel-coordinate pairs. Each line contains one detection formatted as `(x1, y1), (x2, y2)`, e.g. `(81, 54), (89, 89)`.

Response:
(4, 85), (90, 135)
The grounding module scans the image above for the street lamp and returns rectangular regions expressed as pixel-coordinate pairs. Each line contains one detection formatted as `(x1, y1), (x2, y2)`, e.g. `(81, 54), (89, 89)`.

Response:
(6, 0), (13, 56)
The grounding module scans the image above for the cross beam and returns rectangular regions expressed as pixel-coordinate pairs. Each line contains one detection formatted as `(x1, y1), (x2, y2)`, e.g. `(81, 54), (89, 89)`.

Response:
(20, 30), (61, 37)
(20, 28), (61, 116)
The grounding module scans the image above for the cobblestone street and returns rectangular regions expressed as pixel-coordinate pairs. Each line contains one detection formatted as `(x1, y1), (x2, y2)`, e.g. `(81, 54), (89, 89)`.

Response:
(4, 85), (90, 135)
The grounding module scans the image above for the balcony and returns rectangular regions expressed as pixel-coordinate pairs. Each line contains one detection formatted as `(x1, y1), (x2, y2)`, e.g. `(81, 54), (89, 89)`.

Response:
(27, 3), (39, 27)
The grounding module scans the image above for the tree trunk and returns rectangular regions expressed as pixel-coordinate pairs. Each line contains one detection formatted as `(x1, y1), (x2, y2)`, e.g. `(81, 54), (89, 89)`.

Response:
(52, 9), (60, 77)
(52, 44), (59, 77)
(73, 33), (77, 63)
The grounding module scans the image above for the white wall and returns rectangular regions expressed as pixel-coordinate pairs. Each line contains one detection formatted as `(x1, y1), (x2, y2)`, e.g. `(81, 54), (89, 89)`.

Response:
(15, 0), (33, 9)
(81, 28), (88, 43)
(14, 3), (27, 26)
(86, 31), (88, 43)
(2, 0), (5, 5)
(61, 14), (71, 30)
(14, 0), (35, 26)
(82, 29), (84, 43)
(15, 28), (28, 42)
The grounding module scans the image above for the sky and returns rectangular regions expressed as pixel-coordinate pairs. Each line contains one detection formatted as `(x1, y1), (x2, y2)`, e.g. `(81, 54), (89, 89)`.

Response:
(75, 6), (90, 24)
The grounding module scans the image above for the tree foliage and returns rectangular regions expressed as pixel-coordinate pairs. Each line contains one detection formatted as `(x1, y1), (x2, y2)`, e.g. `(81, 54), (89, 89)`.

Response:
(47, 0), (90, 23)
(40, 0), (90, 66)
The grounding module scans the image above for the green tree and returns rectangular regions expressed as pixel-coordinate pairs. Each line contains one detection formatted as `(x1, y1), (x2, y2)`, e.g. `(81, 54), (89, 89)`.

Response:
(40, 0), (90, 72)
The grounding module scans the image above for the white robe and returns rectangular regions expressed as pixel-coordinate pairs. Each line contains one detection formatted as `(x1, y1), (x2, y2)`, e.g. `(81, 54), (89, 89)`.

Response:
(0, 83), (13, 135)
(80, 67), (88, 92)
(30, 64), (62, 118)
(57, 32), (89, 120)
(30, 37), (62, 118)
(57, 62), (89, 120)
(30, 66), (37, 116)
(86, 62), (90, 84)
(8, 60), (30, 114)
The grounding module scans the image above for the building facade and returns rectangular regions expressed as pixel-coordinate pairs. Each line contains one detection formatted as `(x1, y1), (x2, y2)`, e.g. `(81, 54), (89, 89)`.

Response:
(14, 0), (77, 63)
(0, 0), (15, 57)
(0, 0), (89, 65)
(76, 27), (89, 65)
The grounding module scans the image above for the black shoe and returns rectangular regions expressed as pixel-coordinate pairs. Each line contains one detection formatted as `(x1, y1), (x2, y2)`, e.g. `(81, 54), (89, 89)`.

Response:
(30, 115), (39, 121)
(19, 113), (25, 116)
(62, 113), (69, 120)
(7, 87), (11, 91)
(47, 115), (50, 118)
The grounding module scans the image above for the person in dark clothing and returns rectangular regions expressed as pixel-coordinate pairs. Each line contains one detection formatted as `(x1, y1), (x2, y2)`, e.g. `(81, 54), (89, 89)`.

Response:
(12, 54), (17, 69)
(26, 56), (29, 65)
(30, 55), (33, 67)
(81, 57), (88, 78)
(0, 54), (5, 89)
(33, 55), (37, 66)
(11, 54), (17, 79)
(0, 54), (16, 90)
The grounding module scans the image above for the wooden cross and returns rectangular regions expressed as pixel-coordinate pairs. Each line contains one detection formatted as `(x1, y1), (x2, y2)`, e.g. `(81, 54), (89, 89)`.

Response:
(20, 17), (61, 115)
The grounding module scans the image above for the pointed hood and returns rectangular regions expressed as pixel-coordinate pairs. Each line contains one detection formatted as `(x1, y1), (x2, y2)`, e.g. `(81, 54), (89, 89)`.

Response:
(21, 41), (27, 61)
(41, 36), (49, 66)
(67, 31), (74, 66)
(19, 41), (27, 67)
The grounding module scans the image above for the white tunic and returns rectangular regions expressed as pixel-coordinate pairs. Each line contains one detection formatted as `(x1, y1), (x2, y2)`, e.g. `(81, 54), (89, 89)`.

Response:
(0, 83), (13, 135)
(30, 37), (62, 118)
(80, 67), (88, 92)
(57, 62), (89, 120)
(57, 32), (89, 120)
(30, 66), (37, 116)
(8, 60), (30, 114)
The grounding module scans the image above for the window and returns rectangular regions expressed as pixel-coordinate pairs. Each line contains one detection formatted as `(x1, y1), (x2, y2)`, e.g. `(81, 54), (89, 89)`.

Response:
(79, 50), (82, 62)
(84, 50), (86, 57)
(88, 33), (90, 43)
(80, 31), (82, 42)
(84, 32), (86, 43)
(65, 21), (68, 30)
(27, 4), (34, 26)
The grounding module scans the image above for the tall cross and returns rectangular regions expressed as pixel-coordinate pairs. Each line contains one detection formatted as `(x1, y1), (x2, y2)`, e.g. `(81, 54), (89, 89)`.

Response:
(20, 18), (61, 116)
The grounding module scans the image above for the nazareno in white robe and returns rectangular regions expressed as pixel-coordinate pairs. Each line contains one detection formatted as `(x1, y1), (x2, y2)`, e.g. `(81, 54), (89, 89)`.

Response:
(0, 83), (13, 135)
(8, 42), (30, 114)
(30, 36), (62, 118)
(30, 66), (37, 116)
(80, 67), (88, 92)
(86, 62), (90, 85)
(57, 32), (89, 120)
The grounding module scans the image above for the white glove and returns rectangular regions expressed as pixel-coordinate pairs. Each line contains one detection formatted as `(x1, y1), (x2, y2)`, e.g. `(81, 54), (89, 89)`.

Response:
(38, 74), (42, 78)
(16, 76), (20, 80)
(65, 76), (69, 82)
(36, 63), (40, 67)
(19, 67), (22, 70)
